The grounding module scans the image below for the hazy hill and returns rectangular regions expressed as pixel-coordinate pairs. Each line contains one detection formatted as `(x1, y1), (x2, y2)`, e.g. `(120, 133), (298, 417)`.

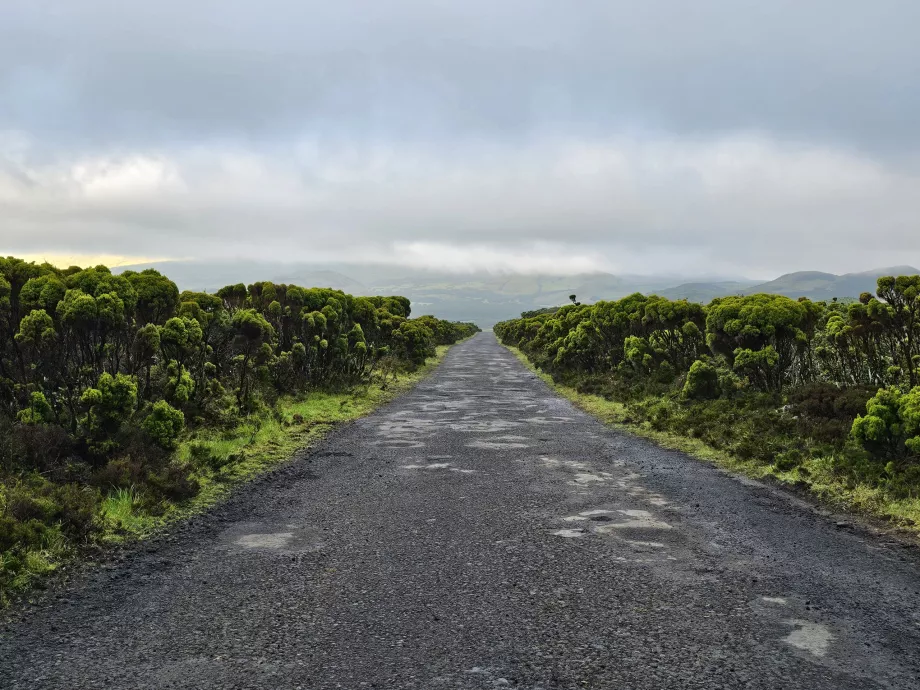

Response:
(745, 266), (920, 300)
(113, 261), (920, 327)
(656, 281), (757, 302)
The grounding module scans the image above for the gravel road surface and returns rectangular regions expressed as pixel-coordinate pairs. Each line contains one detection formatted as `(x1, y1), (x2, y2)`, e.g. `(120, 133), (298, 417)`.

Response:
(3, 332), (920, 689)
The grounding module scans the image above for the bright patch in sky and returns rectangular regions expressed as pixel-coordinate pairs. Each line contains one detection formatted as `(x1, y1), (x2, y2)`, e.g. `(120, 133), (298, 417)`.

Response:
(2, 1), (919, 275)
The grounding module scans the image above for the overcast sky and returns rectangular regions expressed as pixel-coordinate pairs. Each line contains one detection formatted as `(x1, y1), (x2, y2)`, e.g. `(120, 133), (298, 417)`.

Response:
(2, 1), (919, 278)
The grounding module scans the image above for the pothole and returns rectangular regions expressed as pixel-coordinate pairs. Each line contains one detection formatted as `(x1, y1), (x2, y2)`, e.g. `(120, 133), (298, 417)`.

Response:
(560, 509), (674, 532)
(595, 509), (673, 531)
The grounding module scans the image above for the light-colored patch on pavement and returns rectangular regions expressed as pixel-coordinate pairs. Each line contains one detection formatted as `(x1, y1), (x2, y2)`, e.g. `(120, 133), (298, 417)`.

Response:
(559, 509), (673, 538)
(374, 439), (427, 449)
(235, 532), (294, 549)
(782, 619), (833, 657)
(761, 596), (788, 605)
(627, 541), (666, 548)
(561, 509), (615, 522)
(552, 528), (588, 538)
(571, 472), (609, 484)
(447, 419), (521, 433)
(521, 416), (574, 424)
(468, 439), (529, 450)
(401, 463), (476, 473)
(593, 509), (674, 531)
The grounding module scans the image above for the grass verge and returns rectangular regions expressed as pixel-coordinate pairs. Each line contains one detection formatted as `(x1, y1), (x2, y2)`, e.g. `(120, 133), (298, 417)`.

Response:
(3, 345), (453, 605)
(505, 345), (920, 535)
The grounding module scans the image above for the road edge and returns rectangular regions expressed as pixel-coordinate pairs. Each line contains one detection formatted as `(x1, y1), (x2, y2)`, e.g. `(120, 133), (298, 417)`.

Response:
(499, 341), (920, 548)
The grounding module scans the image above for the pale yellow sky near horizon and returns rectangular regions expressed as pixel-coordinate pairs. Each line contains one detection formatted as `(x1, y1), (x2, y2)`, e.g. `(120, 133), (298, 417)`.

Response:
(1, 253), (172, 269)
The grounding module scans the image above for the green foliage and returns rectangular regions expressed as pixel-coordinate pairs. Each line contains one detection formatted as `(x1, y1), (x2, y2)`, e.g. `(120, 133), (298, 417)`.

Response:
(733, 346), (780, 391)
(123, 269), (179, 324)
(0, 255), (479, 597)
(851, 386), (920, 460)
(17, 392), (54, 425)
(164, 360), (195, 406)
(15, 309), (56, 349)
(142, 401), (185, 450)
(392, 320), (435, 368)
(497, 272), (920, 513)
(706, 294), (817, 391)
(81, 373), (138, 445)
(682, 360), (720, 400)
(1, 476), (100, 600)
(19, 275), (67, 314)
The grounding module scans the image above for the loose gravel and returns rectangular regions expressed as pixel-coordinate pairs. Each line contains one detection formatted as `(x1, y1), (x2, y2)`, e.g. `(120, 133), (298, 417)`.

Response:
(2, 332), (920, 689)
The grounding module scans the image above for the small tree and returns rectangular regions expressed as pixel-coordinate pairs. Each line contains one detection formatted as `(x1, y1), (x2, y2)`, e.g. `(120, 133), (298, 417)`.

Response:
(143, 400), (185, 450)
(231, 309), (275, 410)
(80, 372), (138, 455)
(682, 360), (720, 400)
(851, 386), (920, 460)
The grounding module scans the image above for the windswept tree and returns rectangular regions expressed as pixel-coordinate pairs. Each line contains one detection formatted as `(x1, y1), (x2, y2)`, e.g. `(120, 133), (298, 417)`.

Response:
(231, 309), (275, 410)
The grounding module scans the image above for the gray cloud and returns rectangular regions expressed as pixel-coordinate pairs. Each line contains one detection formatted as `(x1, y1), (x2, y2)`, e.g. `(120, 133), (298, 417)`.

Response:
(2, 1), (920, 276)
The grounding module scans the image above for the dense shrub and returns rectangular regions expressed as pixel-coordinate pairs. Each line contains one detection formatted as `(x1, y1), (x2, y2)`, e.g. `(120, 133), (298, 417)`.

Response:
(495, 274), (920, 497)
(850, 386), (920, 461)
(0, 255), (481, 595)
(682, 360), (720, 400)
(142, 401), (185, 450)
(788, 383), (876, 447)
(145, 464), (200, 504)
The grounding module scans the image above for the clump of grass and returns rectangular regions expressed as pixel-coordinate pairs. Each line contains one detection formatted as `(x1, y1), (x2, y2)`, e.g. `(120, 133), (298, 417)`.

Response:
(101, 487), (151, 540)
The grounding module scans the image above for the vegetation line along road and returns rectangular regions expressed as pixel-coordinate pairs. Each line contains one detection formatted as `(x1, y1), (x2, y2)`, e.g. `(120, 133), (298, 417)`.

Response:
(495, 277), (920, 534)
(0, 255), (479, 604)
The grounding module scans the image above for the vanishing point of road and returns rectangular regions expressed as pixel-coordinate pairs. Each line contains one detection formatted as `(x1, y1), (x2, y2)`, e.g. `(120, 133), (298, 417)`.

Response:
(3, 333), (920, 689)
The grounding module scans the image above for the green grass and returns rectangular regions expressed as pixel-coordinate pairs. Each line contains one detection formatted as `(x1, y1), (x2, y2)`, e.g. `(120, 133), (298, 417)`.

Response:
(504, 345), (920, 534)
(98, 345), (454, 543)
(2, 346), (455, 606)
(100, 487), (147, 537)
(0, 528), (65, 596)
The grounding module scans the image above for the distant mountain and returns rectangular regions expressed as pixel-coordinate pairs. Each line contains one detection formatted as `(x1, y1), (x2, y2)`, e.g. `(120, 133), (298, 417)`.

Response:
(655, 267), (919, 304)
(656, 281), (758, 302)
(112, 261), (920, 327)
(744, 266), (920, 301)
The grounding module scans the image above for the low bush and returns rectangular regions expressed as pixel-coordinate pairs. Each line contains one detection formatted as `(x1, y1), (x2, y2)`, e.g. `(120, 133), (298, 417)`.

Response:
(1, 255), (480, 600)
(682, 360), (720, 400)
(496, 276), (920, 523)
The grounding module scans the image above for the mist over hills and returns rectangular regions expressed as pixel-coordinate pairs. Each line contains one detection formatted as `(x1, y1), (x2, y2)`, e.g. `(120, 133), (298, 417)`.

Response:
(114, 261), (920, 327)
(659, 266), (920, 304)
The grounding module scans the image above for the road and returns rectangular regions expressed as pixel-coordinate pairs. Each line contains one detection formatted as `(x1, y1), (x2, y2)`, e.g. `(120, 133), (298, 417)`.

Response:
(3, 332), (920, 689)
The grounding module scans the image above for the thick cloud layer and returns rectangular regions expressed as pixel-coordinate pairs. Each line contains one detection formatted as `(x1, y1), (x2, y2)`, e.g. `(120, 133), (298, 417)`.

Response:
(2, 1), (919, 276)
